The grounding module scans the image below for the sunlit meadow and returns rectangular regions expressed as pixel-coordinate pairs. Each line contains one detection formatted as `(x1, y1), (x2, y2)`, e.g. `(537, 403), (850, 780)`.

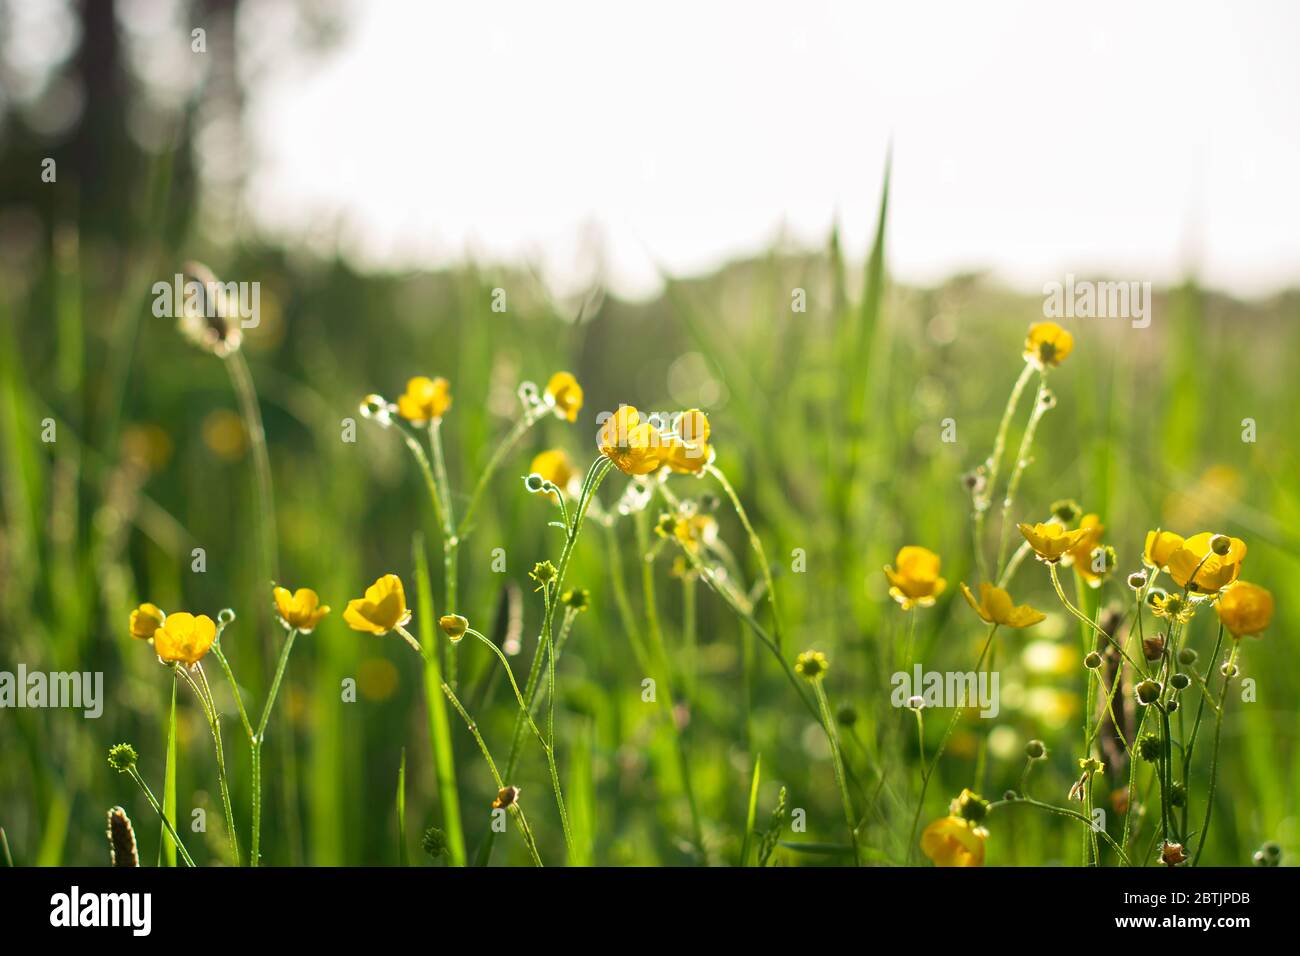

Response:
(2, 163), (1299, 868)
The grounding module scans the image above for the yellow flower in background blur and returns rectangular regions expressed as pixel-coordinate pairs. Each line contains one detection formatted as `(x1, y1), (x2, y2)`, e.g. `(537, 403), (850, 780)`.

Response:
(1024, 321), (1074, 369)
(396, 376), (452, 424)
(529, 448), (578, 498)
(544, 372), (583, 422)
(356, 657), (399, 702)
(920, 815), (986, 867)
(884, 546), (947, 609)
(1018, 522), (1089, 563)
(1166, 532), (1246, 595)
(343, 574), (411, 636)
(273, 586), (330, 633)
(119, 424), (173, 474)
(202, 409), (247, 461)
(960, 582), (1045, 628)
(1216, 581), (1273, 639)
(129, 603), (166, 640)
(1143, 529), (1184, 571)
(663, 409), (712, 474)
(674, 513), (719, 554)
(1162, 465), (1243, 531)
(598, 405), (662, 476)
(153, 612), (217, 665)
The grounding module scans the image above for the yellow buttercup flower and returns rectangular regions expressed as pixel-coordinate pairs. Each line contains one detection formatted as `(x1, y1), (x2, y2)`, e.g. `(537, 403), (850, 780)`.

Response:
(960, 582), (1046, 628)
(153, 612), (217, 666)
(663, 409), (712, 474)
(597, 405), (662, 476)
(920, 815), (987, 867)
(528, 449), (578, 498)
(1024, 321), (1074, 369)
(1216, 581), (1273, 639)
(544, 372), (583, 423)
(438, 614), (469, 642)
(343, 574), (412, 636)
(1065, 513), (1108, 585)
(674, 513), (719, 554)
(396, 376), (452, 424)
(1018, 522), (1090, 563)
(1143, 529), (1184, 571)
(884, 546), (947, 609)
(1166, 532), (1246, 595)
(129, 603), (166, 640)
(1149, 591), (1194, 625)
(795, 650), (828, 681)
(273, 586), (330, 634)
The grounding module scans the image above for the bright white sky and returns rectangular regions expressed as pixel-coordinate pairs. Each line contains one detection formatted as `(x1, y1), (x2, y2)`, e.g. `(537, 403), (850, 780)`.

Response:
(247, 0), (1300, 299)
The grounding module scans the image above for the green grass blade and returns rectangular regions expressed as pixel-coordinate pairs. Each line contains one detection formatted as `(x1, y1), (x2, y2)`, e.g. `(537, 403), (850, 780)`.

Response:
(414, 532), (466, 866)
(741, 753), (761, 866)
(396, 747), (408, 866)
(568, 718), (596, 866)
(159, 682), (178, 867)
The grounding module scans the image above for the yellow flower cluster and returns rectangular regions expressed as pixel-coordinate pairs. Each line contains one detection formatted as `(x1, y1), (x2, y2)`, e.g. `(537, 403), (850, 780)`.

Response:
(597, 406), (712, 477)
(128, 604), (216, 665)
(130, 585), (333, 665)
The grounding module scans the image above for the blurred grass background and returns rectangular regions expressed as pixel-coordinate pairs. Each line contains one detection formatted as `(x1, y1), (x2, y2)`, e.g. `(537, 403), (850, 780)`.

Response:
(2, 0), (1299, 867)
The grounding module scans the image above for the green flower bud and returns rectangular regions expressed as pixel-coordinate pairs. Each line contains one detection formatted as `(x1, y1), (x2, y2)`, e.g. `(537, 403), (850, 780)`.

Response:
(1137, 733), (1162, 761)
(107, 743), (138, 773)
(1135, 679), (1162, 706)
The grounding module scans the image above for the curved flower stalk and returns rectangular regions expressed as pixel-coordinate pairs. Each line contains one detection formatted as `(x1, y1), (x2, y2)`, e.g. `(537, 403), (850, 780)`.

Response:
(126, 591), (326, 867)
(469, 454), (612, 865)
(106, 744), (196, 867)
(359, 371), (581, 687)
(126, 602), (240, 864)
(969, 321), (1071, 583)
(796, 651), (859, 865)
(441, 613), (573, 857)
(174, 263), (279, 633)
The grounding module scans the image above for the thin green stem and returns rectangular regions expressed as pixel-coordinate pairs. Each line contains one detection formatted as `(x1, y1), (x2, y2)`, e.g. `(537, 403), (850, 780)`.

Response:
(975, 361), (1034, 582)
(126, 767), (196, 867)
(250, 628), (298, 866)
(995, 369), (1048, 576)
(1191, 646), (1235, 866)
(988, 797), (1133, 866)
(176, 663), (240, 866)
(635, 504), (705, 854)
(429, 419), (460, 688)
(457, 411), (539, 537)
(1050, 563), (1145, 674)
(441, 681), (543, 867)
(466, 624), (572, 856)
(224, 350), (278, 593)
(475, 458), (612, 867)
(906, 623), (999, 861)
(706, 463), (783, 652)
(813, 680), (859, 866)
(210, 644), (254, 741)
